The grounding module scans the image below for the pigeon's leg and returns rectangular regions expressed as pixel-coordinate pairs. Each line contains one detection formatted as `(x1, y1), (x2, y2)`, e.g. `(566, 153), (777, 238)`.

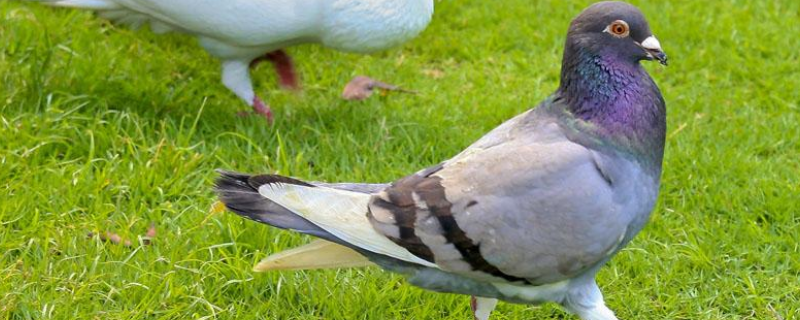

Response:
(562, 281), (618, 320)
(221, 59), (273, 123)
(470, 296), (498, 320)
(250, 49), (299, 90)
(567, 304), (617, 320)
(251, 96), (273, 123)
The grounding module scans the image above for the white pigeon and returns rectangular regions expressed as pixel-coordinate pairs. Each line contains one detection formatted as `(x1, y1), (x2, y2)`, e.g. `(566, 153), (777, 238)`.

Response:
(216, 2), (668, 319)
(34, 0), (435, 122)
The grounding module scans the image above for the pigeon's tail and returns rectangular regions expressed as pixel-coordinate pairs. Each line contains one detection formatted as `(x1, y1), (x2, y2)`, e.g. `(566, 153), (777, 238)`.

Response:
(214, 170), (377, 272)
(214, 170), (343, 243)
(253, 239), (372, 272)
(37, 0), (120, 10)
(214, 170), (438, 270)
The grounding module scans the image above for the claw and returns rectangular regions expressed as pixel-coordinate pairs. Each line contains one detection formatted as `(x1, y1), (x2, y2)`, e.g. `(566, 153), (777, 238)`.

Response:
(252, 96), (274, 124)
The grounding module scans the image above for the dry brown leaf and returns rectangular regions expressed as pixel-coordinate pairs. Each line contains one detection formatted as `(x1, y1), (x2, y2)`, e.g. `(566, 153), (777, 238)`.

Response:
(342, 76), (416, 101)
(88, 223), (157, 247)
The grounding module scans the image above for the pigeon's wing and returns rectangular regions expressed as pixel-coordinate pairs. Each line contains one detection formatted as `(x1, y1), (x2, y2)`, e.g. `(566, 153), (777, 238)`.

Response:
(368, 116), (650, 285)
(315, 181), (388, 194)
(38, 0), (319, 45)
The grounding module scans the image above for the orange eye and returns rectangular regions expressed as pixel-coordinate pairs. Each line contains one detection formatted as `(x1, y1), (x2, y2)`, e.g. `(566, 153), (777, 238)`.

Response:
(607, 20), (630, 37)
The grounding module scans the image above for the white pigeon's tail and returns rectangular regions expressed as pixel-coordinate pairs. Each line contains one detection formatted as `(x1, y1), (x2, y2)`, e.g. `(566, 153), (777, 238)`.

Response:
(34, 0), (177, 34)
(37, 0), (120, 10)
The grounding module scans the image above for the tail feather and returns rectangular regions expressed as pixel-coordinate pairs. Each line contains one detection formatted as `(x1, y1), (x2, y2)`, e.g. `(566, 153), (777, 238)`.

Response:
(214, 170), (437, 271)
(257, 180), (438, 268)
(214, 170), (339, 243)
(35, 0), (179, 33)
(39, 0), (120, 10)
(254, 240), (373, 272)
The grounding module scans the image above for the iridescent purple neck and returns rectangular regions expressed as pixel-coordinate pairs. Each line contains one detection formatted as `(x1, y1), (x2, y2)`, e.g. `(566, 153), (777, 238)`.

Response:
(555, 48), (666, 168)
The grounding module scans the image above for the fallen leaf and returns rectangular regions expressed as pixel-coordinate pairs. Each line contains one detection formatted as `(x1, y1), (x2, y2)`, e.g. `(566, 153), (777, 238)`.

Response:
(342, 76), (416, 101)
(88, 223), (157, 247)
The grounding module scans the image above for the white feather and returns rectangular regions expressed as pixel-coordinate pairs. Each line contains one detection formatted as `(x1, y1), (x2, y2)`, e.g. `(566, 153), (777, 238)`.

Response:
(259, 183), (438, 268)
(253, 239), (374, 272)
(46, 0), (120, 10)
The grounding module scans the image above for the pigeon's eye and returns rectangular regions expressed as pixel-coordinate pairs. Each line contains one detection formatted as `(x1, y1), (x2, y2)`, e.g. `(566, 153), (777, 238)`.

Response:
(606, 20), (630, 38)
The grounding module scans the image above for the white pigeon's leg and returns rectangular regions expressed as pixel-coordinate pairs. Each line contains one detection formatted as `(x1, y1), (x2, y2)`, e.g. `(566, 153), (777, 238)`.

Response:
(250, 50), (299, 90)
(562, 281), (618, 320)
(199, 37), (274, 122)
(470, 296), (498, 320)
(220, 59), (273, 122)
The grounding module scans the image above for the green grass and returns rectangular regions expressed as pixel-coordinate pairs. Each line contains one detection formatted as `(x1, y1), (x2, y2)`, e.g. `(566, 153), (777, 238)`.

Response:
(2, 0), (799, 319)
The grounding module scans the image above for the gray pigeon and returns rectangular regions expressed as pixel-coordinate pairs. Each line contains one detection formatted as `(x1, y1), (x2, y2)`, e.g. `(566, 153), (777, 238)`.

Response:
(215, 2), (668, 319)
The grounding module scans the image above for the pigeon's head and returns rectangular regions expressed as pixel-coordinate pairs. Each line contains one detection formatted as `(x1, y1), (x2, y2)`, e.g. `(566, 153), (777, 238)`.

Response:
(566, 1), (667, 66)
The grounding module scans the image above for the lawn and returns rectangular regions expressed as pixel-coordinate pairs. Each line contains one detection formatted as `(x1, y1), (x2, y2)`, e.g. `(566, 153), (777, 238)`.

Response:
(1, 0), (799, 319)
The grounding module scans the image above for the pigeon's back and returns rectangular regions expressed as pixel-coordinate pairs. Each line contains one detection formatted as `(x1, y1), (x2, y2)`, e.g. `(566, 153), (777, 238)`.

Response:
(49, 0), (323, 45)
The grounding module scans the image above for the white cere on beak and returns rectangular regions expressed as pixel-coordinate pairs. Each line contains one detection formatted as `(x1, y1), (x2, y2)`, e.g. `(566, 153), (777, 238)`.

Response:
(641, 36), (662, 51)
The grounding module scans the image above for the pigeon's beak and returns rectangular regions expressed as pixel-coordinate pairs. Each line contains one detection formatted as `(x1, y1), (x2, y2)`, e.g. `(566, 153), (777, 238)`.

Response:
(638, 36), (668, 66)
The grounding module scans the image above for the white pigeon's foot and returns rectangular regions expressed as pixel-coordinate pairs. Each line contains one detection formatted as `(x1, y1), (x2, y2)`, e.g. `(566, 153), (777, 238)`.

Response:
(251, 96), (274, 123)
(221, 59), (273, 122)
(250, 50), (299, 90)
(470, 296), (498, 320)
(236, 96), (274, 123)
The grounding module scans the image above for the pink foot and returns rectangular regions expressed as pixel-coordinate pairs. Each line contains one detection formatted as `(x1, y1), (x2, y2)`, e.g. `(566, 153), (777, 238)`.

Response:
(250, 49), (299, 90)
(470, 296), (478, 320)
(252, 96), (274, 124)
